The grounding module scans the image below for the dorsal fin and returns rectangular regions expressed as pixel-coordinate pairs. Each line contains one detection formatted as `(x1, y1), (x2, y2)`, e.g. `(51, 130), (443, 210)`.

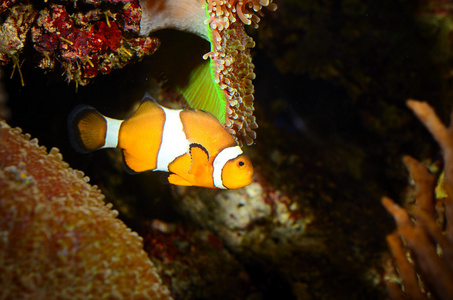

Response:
(129, 93), (160, 119)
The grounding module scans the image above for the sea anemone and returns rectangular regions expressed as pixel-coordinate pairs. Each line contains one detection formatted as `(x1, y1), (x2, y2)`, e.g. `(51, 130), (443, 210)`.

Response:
(0, 120), (171, 299)
(139, 0), (276, 145)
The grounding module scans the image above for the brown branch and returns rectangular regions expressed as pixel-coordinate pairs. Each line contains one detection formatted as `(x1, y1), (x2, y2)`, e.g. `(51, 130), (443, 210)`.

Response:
(407, 100), (453, 202)
(382, 100), (453, 300)
(402, 155), (436, 219)
(385, 230), (428, 300)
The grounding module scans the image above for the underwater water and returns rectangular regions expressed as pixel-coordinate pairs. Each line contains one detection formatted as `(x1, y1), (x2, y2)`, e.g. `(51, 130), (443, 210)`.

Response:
(2, 0), (453, 299)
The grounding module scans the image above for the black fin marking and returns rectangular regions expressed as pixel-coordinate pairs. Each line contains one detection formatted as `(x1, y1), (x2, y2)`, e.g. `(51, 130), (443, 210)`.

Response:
(141, 92), (156, 104)
(189, 143), (209, 160)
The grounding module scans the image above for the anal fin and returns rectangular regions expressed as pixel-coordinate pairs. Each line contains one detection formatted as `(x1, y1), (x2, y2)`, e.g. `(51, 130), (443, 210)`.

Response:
(167, 174), (193, 186)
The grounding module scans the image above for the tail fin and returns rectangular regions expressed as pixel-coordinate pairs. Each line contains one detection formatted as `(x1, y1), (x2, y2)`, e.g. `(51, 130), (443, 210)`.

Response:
(68, 105), (109, 153)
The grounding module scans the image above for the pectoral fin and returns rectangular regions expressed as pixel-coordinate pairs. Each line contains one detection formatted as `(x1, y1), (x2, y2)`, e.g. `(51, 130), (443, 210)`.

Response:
(188, 143), (209, 175)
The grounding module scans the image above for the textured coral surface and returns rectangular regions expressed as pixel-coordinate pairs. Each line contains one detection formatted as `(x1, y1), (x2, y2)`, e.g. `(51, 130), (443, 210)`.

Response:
(0, 0), (160, 86)
(383, 101), (453, 300)
(0, 120), (171, 299)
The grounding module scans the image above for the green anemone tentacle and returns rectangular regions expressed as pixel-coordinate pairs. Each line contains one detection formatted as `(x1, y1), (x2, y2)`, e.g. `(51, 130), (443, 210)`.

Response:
(142, 0), (275, 145)
(176, 5), (227, 125)
(177, 60), (227, 125)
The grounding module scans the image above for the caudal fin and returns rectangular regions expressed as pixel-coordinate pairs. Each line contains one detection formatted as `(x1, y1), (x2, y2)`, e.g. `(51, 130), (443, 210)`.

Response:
(68, 105), (109, 153)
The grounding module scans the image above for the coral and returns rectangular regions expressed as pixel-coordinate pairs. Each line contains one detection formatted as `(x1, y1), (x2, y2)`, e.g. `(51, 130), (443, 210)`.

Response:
(173, 181), (312, 257)
(169, 125), (391, 300)
(4, 1), (437, 299)
(0, 0), (160, 87)
(1, 0), (276, 144)
(199, 21), (258, 145)
(140, 220), (256, 299)
(200, 0), (277, 145)
(0, 3), (37, 85)
(0, 4), (37, 58)
(139, 0), (276, 145)
(0, 120), (171, 299)
(382, 100), (453, 300)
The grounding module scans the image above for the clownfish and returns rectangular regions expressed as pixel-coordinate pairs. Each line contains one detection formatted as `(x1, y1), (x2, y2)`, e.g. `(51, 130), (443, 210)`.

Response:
(68, 93), (253, 189)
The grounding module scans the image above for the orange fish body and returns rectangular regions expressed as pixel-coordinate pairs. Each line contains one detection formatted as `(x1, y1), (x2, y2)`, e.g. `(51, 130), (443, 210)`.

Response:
(68, 94), (253, 189)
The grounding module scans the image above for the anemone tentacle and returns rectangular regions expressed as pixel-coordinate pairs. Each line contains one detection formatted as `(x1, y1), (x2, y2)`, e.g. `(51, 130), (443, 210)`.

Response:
(140, 0), (276, 145)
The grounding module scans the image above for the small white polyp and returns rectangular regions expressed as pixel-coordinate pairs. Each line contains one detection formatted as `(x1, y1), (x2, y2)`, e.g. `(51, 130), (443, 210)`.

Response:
(103, 117), (122, 148)
(212, 146), (243, 189)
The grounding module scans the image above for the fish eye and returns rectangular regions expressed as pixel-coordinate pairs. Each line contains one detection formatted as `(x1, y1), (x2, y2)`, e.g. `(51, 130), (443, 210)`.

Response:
(237, 160), (245, 167)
